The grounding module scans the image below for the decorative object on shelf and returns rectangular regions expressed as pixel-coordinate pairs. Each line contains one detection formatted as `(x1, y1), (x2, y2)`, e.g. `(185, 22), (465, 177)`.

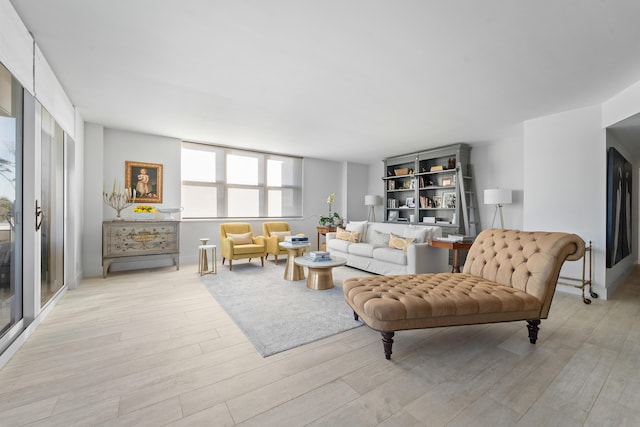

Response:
(133, 204), (156, 220)
(125, 160), (163, 203)
(448, 157), (456, 169)
(319, 192), (342, 227)
(433, 195), (442, 208)
(394, 168), (409, 176)
(103, 180), (136, 221)
(365, 194), (382, 222)
(443, 192), (456, 209)
(484, 188), (512, 228)
(441, 177), (452, 186)
(157, 207), (184, 220)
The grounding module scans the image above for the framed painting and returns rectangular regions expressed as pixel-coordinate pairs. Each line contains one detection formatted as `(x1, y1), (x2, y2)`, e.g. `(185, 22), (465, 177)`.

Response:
(606, 147), (632, 268)
(125, 161), (163, 203)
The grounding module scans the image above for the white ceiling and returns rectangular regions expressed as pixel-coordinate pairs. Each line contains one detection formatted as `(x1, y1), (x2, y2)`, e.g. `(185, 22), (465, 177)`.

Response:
(10, 0), (640, 163)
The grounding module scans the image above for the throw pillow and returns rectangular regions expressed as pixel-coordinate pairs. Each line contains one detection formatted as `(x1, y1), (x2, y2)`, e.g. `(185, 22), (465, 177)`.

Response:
(389, 232), (415, 252)
(369, 230), (390, 246)
(401, 226), (429, 243)
(346, 220), (368, 238)
(270, 230), (291, 242)
(227, 232), (253, 244)
(336, 227), (361, 243)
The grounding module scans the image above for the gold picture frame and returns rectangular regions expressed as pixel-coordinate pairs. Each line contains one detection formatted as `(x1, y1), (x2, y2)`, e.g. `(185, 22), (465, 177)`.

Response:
(125, 161), (163, 203)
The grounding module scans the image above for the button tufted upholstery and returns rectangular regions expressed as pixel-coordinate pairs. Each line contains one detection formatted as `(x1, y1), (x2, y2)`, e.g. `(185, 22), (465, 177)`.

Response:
(343, 229), (585, 359)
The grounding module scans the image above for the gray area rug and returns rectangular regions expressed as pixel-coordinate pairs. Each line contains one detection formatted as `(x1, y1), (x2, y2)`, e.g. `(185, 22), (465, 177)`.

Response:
(199, 260), (373, 357)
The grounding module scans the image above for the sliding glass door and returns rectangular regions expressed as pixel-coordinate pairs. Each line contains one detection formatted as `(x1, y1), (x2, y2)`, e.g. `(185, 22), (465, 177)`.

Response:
(0, 63), (23, 342)
(40, 108), (64, 306)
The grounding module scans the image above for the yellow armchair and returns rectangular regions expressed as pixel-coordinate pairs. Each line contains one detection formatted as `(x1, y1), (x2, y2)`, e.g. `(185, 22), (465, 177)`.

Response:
(220, 223), (267, 271)
(262, 222), (305, 265)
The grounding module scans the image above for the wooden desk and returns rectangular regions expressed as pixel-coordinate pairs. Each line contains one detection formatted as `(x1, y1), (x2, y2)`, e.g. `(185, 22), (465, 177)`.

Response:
(316, 226), (336, 250)
(428, 239), (473, 273)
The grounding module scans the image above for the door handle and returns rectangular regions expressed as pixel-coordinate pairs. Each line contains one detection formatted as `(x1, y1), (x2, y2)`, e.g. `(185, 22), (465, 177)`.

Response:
(35, 200), (45, 231)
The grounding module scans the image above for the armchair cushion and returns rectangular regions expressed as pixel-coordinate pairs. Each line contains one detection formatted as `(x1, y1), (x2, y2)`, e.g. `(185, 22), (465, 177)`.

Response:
(270, 231), (291, 241)
(227, 232), (253, 245)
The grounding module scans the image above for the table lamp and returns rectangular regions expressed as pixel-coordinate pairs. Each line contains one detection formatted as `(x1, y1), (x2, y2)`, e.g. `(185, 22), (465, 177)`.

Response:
(484, 188), (512, 228)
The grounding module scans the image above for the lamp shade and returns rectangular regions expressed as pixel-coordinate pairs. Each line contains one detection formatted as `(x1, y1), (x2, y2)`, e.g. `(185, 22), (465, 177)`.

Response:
(365, 195), (381, 206)
(484, 188), (512, 205)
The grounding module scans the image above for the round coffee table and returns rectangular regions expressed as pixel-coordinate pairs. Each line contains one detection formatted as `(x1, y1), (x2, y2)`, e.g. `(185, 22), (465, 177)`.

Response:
(294, 256), (347, 290)
(279, 242), (311, 281)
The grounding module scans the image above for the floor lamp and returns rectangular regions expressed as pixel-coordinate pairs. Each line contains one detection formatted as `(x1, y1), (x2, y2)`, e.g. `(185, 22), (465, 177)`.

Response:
(484, 188), (512, 228)
(365, 195), (381, 222)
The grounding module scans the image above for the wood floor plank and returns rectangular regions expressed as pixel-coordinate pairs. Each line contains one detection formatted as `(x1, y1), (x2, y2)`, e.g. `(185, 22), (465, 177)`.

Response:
(0, 264), (639, 425)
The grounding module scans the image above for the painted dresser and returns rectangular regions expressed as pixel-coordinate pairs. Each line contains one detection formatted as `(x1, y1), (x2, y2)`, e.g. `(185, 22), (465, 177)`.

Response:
(102, 220), (180, 277)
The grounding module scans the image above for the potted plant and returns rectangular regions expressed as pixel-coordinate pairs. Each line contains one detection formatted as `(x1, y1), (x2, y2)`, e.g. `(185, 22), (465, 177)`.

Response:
(319, 193), (342, 227)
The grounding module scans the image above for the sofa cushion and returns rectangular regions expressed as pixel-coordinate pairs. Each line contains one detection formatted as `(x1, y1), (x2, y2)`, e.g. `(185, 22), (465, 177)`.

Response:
(389, 233), (415, 252)
(373, 247), (407, 265)
(336, 227), (361, 243)
(327, 238), (351, 252)
(227, 232), (253, 244)
(369, 230), (390, 247)
(348, 243), (375, 257)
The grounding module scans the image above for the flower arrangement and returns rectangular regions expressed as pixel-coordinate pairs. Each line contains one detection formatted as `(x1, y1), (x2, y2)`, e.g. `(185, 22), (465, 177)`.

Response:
(133, 205), (156, 213)
(319, 192), (342, 227)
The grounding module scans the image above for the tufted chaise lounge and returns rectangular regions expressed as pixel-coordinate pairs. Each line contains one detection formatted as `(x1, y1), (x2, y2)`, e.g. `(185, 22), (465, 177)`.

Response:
(343, 229), (585, 359)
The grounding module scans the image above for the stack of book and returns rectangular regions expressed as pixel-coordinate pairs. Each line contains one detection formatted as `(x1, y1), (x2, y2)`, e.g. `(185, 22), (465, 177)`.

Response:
(304, 251), (331, 261)
(284, 236), (309, 245)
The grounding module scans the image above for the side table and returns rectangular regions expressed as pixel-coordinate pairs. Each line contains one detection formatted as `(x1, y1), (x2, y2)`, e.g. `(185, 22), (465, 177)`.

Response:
(428, 240), (473, 273)
(279, 242), (311, 280)
(198, 244), (217, 275)
(316, 226), (337, 250)
(294, 256), (347, 290)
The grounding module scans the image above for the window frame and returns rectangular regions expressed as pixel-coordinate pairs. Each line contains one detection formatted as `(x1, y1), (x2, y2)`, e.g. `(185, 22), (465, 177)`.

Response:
(181, 142), (302, 219)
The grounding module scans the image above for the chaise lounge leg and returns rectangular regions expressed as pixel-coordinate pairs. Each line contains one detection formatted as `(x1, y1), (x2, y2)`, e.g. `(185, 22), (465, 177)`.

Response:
(527, 320), (541, 344)
(353, 311), (359, 321)
(381, 331), (394, 360)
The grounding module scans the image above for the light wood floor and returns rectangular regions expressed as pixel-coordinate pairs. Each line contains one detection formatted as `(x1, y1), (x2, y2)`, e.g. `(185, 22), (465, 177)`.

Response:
(1, 263), (639, 426)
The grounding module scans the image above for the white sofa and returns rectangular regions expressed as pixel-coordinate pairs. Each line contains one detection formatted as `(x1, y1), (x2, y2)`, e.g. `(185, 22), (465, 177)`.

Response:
(326, 221), (449, 275)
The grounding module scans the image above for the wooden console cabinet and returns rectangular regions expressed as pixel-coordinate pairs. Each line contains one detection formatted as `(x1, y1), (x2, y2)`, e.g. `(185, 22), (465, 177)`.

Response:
(102, 220), (180, 277)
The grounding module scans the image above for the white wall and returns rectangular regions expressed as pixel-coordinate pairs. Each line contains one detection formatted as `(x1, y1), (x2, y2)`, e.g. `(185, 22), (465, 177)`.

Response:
(0, 0), (33, 93)
(471, 125), (525, 231)
(367, 159), (385, 222)
(523, 105), (609, 297)
(82, 123), (104, 277)
(345, 162), (369, 222)
(82, 128), (364, 272)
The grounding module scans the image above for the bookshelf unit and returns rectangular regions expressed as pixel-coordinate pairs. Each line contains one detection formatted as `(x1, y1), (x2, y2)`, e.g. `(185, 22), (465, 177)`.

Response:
(383, 143), (472, 235)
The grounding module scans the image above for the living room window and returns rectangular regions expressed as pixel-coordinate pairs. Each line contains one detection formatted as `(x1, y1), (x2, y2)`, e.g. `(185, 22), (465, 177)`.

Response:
(181, 142), (302, 219)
